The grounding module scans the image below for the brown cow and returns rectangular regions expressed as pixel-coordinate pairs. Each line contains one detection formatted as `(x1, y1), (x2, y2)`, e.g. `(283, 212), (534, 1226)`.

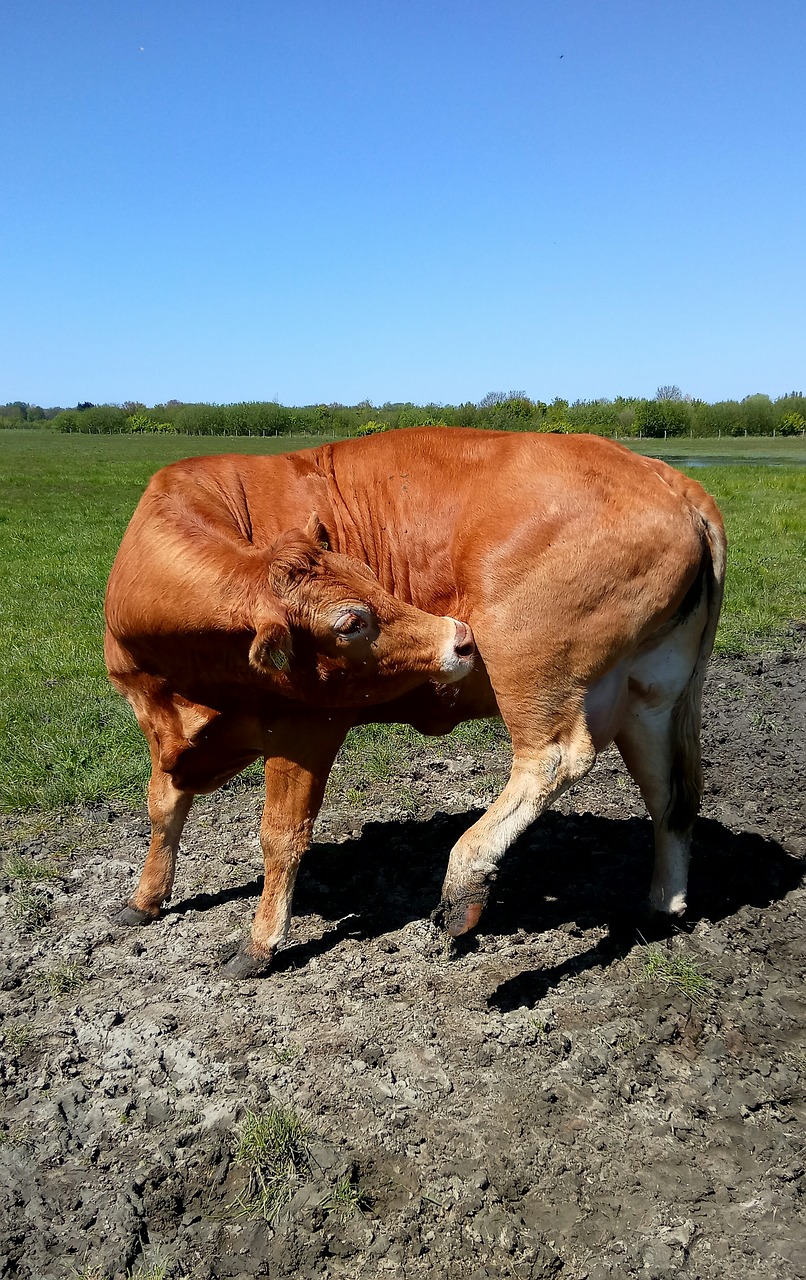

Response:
(105, 427), (725, 977)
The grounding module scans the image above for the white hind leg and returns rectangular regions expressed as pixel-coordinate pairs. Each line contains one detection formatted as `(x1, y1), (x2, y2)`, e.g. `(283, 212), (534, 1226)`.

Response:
(616, 700), (698, 915)
(616, 628), (706, 916)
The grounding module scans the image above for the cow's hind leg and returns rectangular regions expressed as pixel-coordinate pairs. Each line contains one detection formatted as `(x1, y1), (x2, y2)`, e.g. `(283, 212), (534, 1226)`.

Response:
(223, 713), (351, 979)
(119, 762), (194, 925)
(615, 681), (703, 919)
(435, 717), (597, 937)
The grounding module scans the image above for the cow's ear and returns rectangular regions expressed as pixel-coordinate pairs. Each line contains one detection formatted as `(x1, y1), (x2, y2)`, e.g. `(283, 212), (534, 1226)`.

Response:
(267, 526), (320, 595)
(304, 511), (329, 549)
(249, 613), (293, 674)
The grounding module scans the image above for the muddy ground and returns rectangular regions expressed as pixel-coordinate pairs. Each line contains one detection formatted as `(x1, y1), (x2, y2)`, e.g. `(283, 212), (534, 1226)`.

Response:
(1, 650), (804, 1280)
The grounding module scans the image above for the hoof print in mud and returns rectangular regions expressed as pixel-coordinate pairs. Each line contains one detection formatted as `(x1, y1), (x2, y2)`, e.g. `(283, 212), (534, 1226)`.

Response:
(220, 944), (275, 980)
(116, 904), (158, 927)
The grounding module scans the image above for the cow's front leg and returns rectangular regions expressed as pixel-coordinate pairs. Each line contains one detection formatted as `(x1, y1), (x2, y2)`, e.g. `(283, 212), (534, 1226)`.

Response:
(223, 714), (350, 978)
(119, 763), (194, 925)
(435, 725), (596, 937)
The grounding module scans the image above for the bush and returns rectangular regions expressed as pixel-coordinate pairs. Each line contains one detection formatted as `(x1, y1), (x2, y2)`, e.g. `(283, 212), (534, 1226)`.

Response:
(778, 411), (805, 436)
(354, 420), (390, 437)
(126, 413), (174, 433)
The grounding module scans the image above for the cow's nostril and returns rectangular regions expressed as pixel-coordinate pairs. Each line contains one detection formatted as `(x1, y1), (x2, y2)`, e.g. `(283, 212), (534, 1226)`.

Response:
(453, 620), (475, 659)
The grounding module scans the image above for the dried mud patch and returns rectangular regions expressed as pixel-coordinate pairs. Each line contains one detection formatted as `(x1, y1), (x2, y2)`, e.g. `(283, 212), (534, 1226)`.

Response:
(1, 654), (804, 1280)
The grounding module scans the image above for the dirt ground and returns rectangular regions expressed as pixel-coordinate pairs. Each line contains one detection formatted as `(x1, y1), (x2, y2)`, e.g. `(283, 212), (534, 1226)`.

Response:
(1, 649), (804, 1280)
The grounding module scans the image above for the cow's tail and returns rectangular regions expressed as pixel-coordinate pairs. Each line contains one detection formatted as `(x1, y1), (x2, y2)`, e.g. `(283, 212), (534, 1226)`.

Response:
(666, 498), (727, 833)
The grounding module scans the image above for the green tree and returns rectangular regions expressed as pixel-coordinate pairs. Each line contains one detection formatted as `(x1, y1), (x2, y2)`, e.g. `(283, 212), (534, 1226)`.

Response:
(741, 394), (774, 436)
(634, 398), (691, 437)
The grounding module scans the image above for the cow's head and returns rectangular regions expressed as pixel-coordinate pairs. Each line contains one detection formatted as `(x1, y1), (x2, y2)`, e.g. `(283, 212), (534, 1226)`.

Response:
(248, 514), (475, 704)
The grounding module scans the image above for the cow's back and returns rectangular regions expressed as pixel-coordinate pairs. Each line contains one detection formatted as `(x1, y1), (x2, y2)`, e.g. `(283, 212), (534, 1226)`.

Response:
(313, 429), (715, 626)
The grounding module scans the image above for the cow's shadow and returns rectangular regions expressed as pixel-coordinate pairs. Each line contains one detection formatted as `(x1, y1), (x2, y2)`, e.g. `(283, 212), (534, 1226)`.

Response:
(171, 805), (802, 1001)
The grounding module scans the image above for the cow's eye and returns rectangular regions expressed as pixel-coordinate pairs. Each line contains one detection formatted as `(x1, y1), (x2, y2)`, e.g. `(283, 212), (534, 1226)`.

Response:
(334, 611), (370, 637)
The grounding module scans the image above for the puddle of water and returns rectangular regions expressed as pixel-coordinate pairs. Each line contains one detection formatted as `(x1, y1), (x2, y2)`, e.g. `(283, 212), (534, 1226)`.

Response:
(643, 455), (805, 468)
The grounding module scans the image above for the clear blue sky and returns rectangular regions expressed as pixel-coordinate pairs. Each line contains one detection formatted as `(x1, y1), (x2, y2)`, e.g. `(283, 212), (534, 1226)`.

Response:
(2, 0), (804, 408)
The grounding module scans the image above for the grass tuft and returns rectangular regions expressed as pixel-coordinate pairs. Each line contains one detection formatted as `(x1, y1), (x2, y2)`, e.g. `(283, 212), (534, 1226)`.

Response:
(234, 1105), (311, 1221)
(642, 946), (713, 1003)
(1, 1024), (33, 1054)
(323, 1173), (370, 1221)
(5, 854), (59, 881)
(128, 1262), (171, 1280)
(37, 960), (86, 997)
(8, 884), (51, 932)
(272, 1044), (302, 1065)
(66, 1262), (171, 1280)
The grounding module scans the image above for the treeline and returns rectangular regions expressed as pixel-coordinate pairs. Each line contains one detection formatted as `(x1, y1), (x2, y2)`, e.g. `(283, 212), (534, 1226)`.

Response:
(2, 390), (805, 438)
(0, 400), (65, 424)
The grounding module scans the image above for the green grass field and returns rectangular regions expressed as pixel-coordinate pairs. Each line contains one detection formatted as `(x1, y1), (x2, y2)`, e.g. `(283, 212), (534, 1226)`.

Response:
(1, 430), (803, 810)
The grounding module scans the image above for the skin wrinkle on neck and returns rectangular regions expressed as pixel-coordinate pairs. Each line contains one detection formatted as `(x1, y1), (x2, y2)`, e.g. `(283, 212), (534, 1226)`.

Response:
(314, 442), (459, 614)
(230, 470), (254, 544)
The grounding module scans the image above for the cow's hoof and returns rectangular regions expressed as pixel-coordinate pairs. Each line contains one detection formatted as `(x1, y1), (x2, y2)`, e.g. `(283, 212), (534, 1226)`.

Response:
(646, 895), (688, 923)
(221, 944), (274, 980)
(648, 898), (688, 920)
(117, 904), (159, 927)
(432, 896), (485, 938)
(641, 905), (683, 940)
